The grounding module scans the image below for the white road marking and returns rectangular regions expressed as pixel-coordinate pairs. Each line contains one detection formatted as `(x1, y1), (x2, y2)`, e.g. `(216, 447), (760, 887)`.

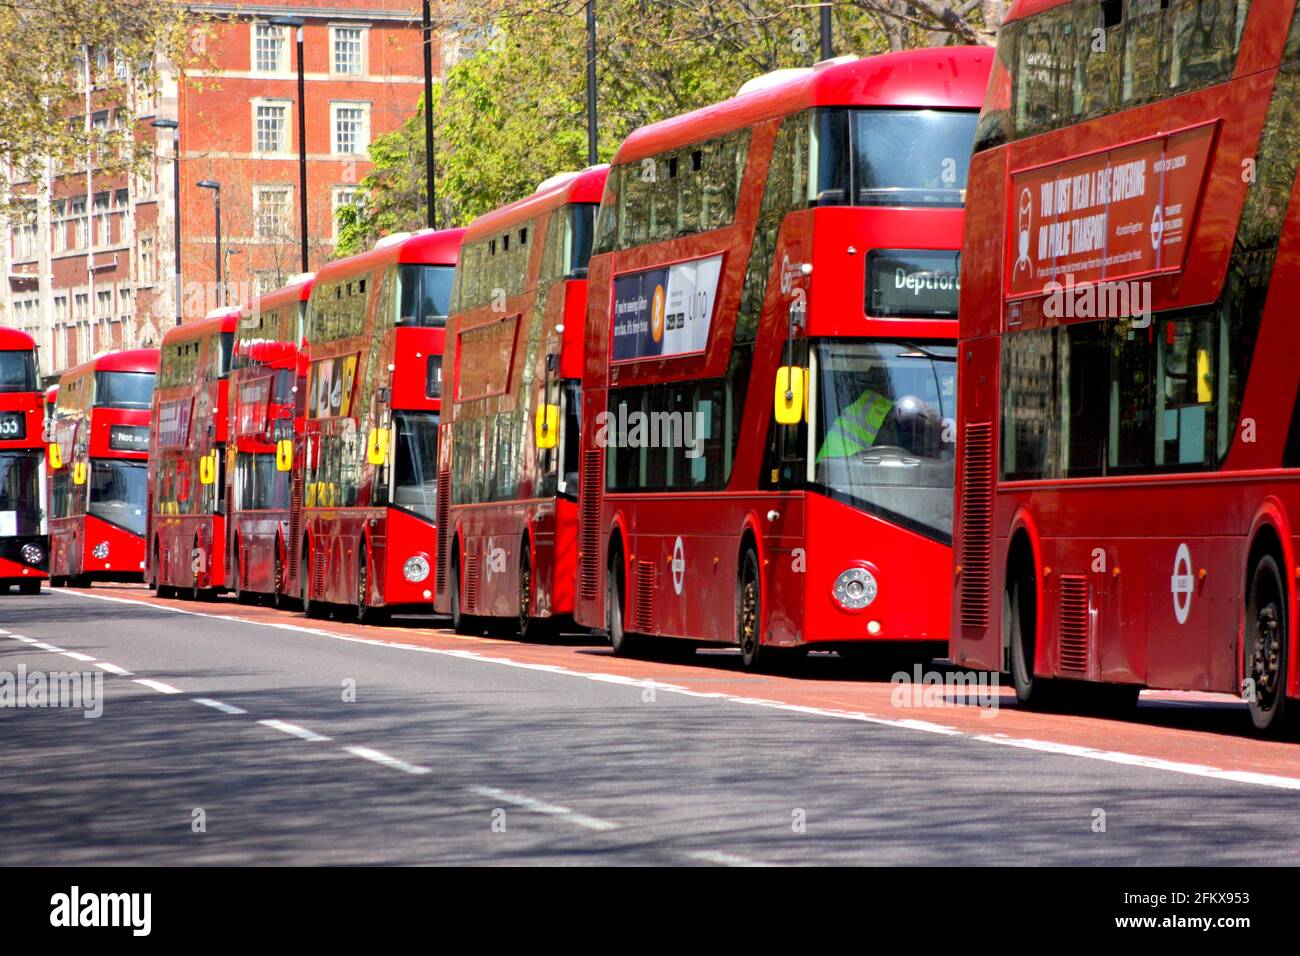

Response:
(31, 641), (64, 653)
(193, 697), (246, 715)
(52, 587), (1300, 793)
(259, 719), (331, 742)
(60, 651), (96, 662)
(343, 745), (431, 775)
(0, 628), (9, 634)
(471, 785), (620, 831)
(94, 662), (132, 676)
(686, 850), (770, 867)
(9, 635), (37, 644)
(134, 678), (182, 695)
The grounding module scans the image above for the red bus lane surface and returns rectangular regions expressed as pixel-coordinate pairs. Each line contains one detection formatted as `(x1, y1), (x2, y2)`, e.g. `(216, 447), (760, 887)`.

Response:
(62, 583), (1300, 786)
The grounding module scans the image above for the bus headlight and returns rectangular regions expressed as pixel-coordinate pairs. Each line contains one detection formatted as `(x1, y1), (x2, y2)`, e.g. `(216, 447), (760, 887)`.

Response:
(833, 567), (877, 611)
(92, 542), (109, 560)
(20, 543), (44, 565)
(402, 554), (430, 583)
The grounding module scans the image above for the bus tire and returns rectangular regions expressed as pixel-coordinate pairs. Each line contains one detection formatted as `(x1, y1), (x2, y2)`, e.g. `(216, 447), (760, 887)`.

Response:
(233, 536), (252, 605)
(272, 539), (289, 610)
(450, 550), (471, 635)
(737, 547), (767, 670)
(517, 547), (553, 642)
(302, 548), (324, 619)
(356, 541), (388, 626)
(1006, 573), (1061, 709)
(1246, 553), (1296, 735)
(607, 548), (641, 657)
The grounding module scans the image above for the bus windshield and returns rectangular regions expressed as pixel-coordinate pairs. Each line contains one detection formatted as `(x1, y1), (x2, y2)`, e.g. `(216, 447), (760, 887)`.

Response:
(398, 264), (455, 327)
(811, 341), (956, 540)
(813, 108), (978, 208)
(95, 371), (155, 409)
(0, 451), (42, 530)
(392, 411), (438, 519)
(566, 203), (597, 277)
(0, 350), (37, 393)
(89, 459), (148, 535)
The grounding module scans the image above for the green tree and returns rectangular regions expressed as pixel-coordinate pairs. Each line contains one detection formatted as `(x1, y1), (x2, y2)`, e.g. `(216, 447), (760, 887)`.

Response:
(0, 1), (198, 212)
(336, 0), (1004, 254)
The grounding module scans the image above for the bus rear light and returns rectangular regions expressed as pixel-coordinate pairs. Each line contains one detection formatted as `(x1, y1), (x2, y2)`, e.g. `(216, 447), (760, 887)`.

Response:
(832, 567), (877, 611)
(403, 555), (430, 583)
(867, 620), (882, 636)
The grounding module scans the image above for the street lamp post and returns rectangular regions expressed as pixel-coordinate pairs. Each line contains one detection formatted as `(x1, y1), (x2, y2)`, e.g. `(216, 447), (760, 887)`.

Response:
(197, 180), (222, 306)
(151, 118), (181, 326)
(271, 16), (309, 274)
(422, 0), (436, 229)
(586, 0), (598, 166)
(820, 3), (833, 59)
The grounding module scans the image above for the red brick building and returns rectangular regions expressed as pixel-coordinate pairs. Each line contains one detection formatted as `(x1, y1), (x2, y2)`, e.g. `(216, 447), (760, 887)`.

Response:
(3, 1), (440, 379)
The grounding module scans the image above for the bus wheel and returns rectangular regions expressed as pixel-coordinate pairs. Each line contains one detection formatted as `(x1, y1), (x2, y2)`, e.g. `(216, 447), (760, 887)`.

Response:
(737, 548), (767, 669)
(233, 538), (251, 605)
(517, 548), (552, 642)
(1246, 554), (1295, 735)
(607, 551), (641, 657)
(452, 554), (473, 634)
(302, 550), (324, 619)
(1007, 574), (1059, 709)
(272, 540), (289, 610)
(356, 543), (388, 626)
(18, 580), (40, 596)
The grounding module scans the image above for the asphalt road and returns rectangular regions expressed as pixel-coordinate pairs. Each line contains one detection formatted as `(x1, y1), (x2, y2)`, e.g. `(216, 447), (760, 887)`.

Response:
(1, 585), (1299, 865)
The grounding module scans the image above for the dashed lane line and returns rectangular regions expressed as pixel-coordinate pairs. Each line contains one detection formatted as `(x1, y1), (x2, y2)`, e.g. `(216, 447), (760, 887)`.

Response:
(258, 719), (332, 743)
(49, 587), (1300, 793)
(470, 785), (621, 832)
(343, 746), (431, 775)
(193, 697), (247, 715)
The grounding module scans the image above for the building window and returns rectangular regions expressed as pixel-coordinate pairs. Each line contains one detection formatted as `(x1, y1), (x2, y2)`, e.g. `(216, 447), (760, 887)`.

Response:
(254, 101), (290, 155)
(119, 288), (133, 320)
(93, 192), (111, 246)
(253, 23), (287, 74)
(254, 186), (291, 239)
(331, 102), (370, 156)
(51, 200), (67, 254)
(12, 223), (36, 260)
(71, 198), (88, 249)
(331, 186), (358, 239)
(332, 26), (365, 76)
(74, 293), (89, 322)
(53, 295), (68, 324)
(96, 289), (113, 317)
(139, 232), (155, 284)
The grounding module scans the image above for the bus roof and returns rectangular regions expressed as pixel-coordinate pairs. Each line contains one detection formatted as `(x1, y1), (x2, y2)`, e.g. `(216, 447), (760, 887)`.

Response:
(1004, 0), (1069, 22)
(0, 328), (37, 351)
(615, 46), (993, 164)
(463, 165), (609, 243)
(59, 348), (160, 382)
(161, 312), (237, 349)
(247, 273), (315, 317)
(314, 227), (466, 287)
(44, 384), (57, 403)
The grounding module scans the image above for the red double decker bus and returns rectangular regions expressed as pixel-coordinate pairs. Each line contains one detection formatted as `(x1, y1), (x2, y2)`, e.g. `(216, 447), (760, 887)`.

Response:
(574, 48), (990, 666)
(952, 0), (1300, 732)
(0, 329), (48, 594)
(147, 307), (238, 599)
(226, 274), (313, 605)
(434, 166), (606, 637)
(48, 349), (158, 586)
(296, 228), (463, 621)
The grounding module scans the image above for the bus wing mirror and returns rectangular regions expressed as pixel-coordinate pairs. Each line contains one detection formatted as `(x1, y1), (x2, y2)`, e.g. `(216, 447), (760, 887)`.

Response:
(72, 461), (87, 485)
(199, 450), (217, 485)
(774, 366), (807, 425)
(48, 443), (62, 470)
(535, 403), (559, 449)
(276, 438), (294, 472)
(367, 426), (390, 466)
